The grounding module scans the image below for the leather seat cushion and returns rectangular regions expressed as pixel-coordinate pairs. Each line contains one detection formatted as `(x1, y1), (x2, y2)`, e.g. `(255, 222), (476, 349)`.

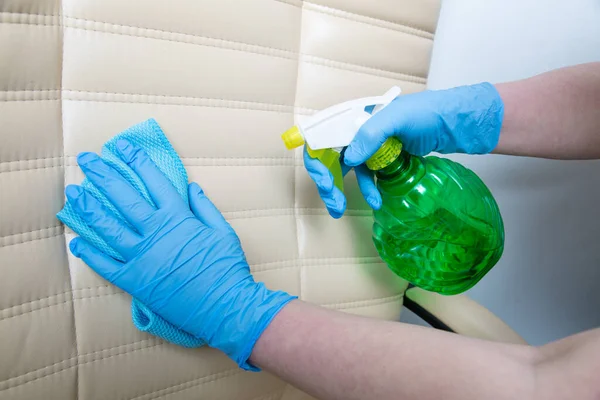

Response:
(0, 1), (440, 398)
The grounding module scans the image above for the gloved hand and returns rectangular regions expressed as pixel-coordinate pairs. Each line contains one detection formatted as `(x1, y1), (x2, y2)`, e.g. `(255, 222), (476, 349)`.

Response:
(67, 139), (295, 371)
(303, 147), (380, 219)
(305, 82), (504, 217)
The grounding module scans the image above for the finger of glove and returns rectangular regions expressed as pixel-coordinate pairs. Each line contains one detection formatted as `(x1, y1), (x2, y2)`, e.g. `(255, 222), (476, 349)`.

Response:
(69, 237), (125, 284)
(303, 147), (334, 192)
(77, 152), (155, 229)
(354, 166), (382, 210)
(344, 109), (398, 167)
(318, 186), (346, 219)
(116, 140), (185, 209)
(66, 185), (141, 256)
(188, 182), (231, 231)
(341, 161), (352, 177)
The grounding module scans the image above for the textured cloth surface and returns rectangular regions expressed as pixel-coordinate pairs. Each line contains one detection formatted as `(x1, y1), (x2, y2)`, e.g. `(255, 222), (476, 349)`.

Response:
(57, 118), (205, 348)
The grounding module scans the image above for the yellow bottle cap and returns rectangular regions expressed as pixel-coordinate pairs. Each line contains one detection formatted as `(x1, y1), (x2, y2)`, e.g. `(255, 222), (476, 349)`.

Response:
(366, 137), (403, 171)
(281, 126), (305, 149)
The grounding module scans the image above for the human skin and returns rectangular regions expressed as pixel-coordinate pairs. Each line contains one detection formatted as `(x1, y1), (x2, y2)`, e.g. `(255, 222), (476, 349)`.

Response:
(249, 62), (600, 400)
(494, 62), (600, 159)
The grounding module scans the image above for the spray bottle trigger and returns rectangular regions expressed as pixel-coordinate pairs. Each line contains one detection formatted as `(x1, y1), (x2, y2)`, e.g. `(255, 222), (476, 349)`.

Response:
(306, 146), (344, 192)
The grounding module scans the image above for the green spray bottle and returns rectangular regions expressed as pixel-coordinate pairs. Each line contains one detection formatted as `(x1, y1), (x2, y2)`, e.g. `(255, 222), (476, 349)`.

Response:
(282, 87), (504, 295)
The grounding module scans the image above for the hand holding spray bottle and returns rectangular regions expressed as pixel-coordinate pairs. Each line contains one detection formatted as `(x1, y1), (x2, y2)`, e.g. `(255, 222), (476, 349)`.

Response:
(281, 86), (504, 295)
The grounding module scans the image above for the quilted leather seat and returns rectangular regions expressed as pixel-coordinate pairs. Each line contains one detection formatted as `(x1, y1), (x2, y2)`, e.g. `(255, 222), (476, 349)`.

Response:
(1, 1), (524, 399)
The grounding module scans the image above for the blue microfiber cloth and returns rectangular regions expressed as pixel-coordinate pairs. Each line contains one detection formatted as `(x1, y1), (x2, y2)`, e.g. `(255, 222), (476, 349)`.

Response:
(57, 118), (205, 348)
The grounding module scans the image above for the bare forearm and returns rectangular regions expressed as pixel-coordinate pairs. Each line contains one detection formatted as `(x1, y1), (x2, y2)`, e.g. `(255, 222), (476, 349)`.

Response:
(494, 62), (600, 159)
(250, 300), (537, 400)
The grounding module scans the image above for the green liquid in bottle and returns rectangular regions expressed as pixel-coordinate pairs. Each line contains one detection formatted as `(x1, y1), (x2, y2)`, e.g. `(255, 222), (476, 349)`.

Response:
(369, 142), (504, 295)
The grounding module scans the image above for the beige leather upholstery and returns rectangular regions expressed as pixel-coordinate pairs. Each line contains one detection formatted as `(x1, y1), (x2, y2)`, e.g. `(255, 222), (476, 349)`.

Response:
(405, 288), (527, 345)
(0, 1), (523, 399)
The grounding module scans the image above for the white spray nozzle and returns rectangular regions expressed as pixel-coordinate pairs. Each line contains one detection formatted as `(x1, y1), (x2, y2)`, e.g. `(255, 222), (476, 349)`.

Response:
(281, 86), (402, 191)
(302, 86), (400, 150)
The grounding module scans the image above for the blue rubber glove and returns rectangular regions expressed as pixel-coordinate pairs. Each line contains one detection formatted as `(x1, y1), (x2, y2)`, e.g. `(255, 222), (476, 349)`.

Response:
(305, 82), (504, 217)
(66, 139), (296, 371)
(303, 147), (380, 219)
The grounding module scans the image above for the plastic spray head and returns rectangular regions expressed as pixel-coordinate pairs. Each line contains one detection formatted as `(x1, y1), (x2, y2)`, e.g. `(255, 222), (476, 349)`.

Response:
(281, 86), (402, 191)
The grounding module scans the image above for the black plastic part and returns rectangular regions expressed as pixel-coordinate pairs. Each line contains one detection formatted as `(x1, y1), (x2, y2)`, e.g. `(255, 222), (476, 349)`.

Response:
(403, 290), (456, 333)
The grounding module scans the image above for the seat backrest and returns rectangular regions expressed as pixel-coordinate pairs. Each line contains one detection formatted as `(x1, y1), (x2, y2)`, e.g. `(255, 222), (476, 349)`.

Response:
(0, 1), (440, 398)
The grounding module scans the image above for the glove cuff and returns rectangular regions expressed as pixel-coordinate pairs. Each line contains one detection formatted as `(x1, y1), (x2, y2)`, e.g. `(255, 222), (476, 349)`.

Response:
(235, 288), (297, 371)
(206, 279), (297, 371)
(441, 82), (505, 155)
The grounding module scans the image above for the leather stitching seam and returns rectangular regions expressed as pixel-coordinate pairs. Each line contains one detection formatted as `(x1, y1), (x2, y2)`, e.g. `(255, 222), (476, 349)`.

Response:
(251, 257), (385, 273)
(272, 0), (303, 7)
(302, 55), (427, 83)
(0, 228), (63, 249)
(2, 7), (434, 40)
(321, 293), (404, 309)
(268, 1), (435, 37)
(5, 157), (303, 172)
(0, 89), (60, 92)
(0, 225), (63, 245)
(0, 285), (114, 319)
(0, 12), (60, 26)
(0, 164), (63, 173)
(63, 16), (296, 60)
(62, 17), (428, 81)
(61, 90), (306, 112)
(303, 2), (435, 38)
(222, 208), (372, 219)
(129, 368), (242, 400)
(0, 98), (60, 102)
(0, 289), (122, 322)
(0, 89), (61, 100)
(0, 339), (162, 391)
(0, 296), (402, 390)
(0, 12), (60, 17)
(0, 255), (385, 318)
(0, 156), (64, 165)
